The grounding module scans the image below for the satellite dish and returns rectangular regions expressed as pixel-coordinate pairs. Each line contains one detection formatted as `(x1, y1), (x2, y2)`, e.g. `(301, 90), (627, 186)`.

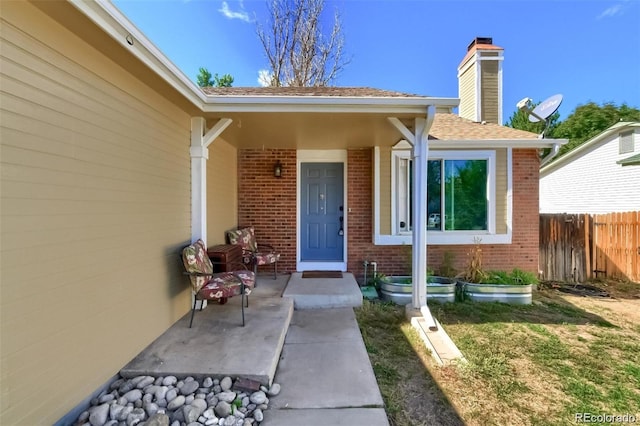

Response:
(516, 93), (563, 138)
(528, 94), (563, 123)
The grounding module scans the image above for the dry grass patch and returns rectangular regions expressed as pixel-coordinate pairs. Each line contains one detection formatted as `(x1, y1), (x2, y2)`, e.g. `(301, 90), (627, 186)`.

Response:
(357, 280), (640, 426)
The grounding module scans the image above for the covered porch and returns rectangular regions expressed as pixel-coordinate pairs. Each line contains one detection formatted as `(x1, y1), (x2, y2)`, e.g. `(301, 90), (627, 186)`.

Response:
(192, 87), (459, 329)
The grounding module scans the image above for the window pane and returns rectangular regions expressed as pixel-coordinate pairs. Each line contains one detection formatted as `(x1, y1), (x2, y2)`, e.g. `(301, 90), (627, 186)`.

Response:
(444, 160), (487, 230)
(427, 160), (441, 230)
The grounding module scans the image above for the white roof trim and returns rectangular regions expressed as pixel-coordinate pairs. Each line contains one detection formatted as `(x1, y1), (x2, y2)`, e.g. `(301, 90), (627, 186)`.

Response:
(71, 0), (207, 107)
(429, 139), (566, 149)
(202, 96), (459, 114)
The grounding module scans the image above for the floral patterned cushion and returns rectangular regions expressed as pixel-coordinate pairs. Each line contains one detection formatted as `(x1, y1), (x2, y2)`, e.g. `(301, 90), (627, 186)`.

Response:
(255, 252), (280, 265)
(182, 240), (255, 299)
(227, 227), (258, 253)
(182, 239), (214, 293)
(197, 271), (255, 300)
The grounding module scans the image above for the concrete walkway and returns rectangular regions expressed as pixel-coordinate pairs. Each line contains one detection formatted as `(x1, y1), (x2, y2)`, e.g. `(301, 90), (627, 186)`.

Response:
(263, 308), (389, 426)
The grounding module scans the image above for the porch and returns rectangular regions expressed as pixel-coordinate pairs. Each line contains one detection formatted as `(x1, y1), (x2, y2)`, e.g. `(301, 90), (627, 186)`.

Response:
(117, 273), (388, 425)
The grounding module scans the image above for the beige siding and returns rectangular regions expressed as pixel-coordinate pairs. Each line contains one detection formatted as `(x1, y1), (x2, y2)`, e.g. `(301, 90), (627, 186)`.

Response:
(207, 139), (238, 244)
(1, 3), (191, 424)
(495, 149), (507, 233)
(378, 147), (392, 234)
(481, 61), (499, 124)
(458, 65), (477, 121)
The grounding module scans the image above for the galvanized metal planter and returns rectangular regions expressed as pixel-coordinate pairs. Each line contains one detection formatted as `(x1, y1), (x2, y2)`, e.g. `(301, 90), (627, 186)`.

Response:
(380, 276), (457, 304)
(459, 281), (532, 305)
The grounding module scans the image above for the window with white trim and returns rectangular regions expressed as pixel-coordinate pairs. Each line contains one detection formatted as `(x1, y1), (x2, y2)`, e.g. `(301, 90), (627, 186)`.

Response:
(393, 150), (496, 235)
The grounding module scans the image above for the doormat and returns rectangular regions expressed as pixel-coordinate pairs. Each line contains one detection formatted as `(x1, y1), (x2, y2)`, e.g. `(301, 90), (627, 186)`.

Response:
(302, 271), (343, 279)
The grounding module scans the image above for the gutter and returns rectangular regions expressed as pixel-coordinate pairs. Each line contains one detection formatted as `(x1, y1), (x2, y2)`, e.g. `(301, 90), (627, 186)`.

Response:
(540, 143), (561, 167)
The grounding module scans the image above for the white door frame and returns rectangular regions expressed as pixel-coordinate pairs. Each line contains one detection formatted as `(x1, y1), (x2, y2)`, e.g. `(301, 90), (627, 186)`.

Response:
(297, 150), (348, 271)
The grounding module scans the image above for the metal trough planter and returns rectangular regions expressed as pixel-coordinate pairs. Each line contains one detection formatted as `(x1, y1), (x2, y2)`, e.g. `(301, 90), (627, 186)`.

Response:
(380, 275), (457, 304)
(459, 282), (532, 305)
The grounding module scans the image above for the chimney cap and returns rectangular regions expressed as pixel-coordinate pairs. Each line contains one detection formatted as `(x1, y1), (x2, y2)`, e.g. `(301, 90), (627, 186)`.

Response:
(468, 37), (493, 51)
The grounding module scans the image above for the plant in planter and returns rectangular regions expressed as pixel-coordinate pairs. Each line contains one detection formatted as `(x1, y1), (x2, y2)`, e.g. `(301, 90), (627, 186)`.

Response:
(456, 240), (536, 304)
(379, 267), (458, 305)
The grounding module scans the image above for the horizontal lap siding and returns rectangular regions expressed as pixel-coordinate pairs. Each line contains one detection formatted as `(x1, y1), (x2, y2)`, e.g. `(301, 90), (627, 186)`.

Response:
(458, 66), (476, 121)
(208, 140), (238, 245)
(540, 133), (640, 213)
(480, 61), (499, 124)
(1, 3), (191, 424)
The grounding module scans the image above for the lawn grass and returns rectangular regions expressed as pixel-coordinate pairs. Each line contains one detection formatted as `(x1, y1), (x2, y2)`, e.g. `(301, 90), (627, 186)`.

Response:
(356, 283), (640, 426)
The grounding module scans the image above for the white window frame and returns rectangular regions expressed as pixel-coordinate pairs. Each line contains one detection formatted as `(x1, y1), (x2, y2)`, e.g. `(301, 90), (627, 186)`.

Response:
(383, 149), (507, 245)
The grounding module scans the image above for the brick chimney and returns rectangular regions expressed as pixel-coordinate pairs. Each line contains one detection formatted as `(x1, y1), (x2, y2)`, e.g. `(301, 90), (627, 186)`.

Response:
(458, 37), (504, 125)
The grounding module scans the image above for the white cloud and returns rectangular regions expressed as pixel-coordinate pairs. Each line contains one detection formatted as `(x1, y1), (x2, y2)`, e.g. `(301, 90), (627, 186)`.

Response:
(219, 1), (251, 23)
(597, 3), (623, 19)
(258, 69), (273, 87)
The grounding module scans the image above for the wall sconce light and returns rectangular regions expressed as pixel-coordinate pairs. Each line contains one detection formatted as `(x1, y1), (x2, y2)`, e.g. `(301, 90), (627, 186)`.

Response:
(273, 160), (283, 178)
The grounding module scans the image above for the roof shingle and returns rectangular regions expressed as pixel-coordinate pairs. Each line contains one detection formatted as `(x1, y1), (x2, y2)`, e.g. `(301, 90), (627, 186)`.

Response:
(201, 86), (423, 97)
(431, 113), (539, 140)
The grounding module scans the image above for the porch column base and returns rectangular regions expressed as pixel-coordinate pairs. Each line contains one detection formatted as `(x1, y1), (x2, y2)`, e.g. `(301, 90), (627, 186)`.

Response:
(405, 304), (436, 330)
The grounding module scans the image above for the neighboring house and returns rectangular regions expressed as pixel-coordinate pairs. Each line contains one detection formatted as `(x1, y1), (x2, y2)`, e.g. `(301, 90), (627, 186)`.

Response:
(0, 2), (561, 424)
(540, 122), (640, 213)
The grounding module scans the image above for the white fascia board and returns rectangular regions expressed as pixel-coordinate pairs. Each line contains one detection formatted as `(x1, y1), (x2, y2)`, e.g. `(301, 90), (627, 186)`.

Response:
(201, 96), (460, 114)
(72, 0), (207, 108)
(429, 139), (568, 149)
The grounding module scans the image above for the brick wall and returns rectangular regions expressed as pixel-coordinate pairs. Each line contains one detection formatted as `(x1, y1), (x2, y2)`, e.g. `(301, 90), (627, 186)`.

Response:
(347, 148), (540, 282)
(347, 149), (414, 280)
(238, 148), (540, 279)
(237, 149), (297, 273)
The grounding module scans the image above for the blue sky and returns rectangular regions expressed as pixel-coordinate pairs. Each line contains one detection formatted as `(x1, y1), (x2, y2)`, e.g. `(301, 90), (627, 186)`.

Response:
(113, 0), (640, 120)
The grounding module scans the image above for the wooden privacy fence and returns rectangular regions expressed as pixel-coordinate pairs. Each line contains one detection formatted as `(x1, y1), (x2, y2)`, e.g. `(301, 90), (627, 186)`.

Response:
(540, 211), (640, 283)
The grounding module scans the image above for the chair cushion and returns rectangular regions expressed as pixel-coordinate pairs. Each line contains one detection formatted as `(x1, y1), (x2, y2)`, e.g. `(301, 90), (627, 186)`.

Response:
(197, 271), (255, 300)
(227, 227), (258, 252)
(254, 252), (280, 265)
(182, 239), (214, 293)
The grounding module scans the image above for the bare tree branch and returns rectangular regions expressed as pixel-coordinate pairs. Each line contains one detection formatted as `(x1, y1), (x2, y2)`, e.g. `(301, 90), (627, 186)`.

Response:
(256, 0), (349, 87)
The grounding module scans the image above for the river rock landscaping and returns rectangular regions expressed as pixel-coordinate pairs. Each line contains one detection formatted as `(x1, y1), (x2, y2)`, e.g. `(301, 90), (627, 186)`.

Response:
(73, 375), (280, 426)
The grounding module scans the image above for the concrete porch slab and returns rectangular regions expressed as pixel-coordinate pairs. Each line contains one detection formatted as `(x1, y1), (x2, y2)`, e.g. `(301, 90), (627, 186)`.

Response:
(120, 275), (293, 385)
(283, 272), (363, 309)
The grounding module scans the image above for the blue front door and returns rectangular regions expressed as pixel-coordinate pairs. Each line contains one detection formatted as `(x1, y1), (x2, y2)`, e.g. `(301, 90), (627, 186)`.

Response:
(300, 162), (344, 262)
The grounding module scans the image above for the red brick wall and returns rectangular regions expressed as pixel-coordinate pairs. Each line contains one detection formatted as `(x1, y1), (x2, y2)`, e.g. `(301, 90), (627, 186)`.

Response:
(347, 148), (540, 282)
(237, 148), (540, 279)
(237, 149), (297, 273)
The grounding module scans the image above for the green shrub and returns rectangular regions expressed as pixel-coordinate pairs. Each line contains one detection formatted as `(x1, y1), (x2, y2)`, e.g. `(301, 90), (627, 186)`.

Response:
(479, 268), (538, 285)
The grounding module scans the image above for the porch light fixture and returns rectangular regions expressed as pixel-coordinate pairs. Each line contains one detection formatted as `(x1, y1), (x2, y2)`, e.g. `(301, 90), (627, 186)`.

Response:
(273, 160), (283, 178)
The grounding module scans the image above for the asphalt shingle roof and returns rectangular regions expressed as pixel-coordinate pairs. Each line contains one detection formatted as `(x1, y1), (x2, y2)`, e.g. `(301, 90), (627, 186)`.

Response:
(201, 86), (423, 97)
(431, 113), (539, 140)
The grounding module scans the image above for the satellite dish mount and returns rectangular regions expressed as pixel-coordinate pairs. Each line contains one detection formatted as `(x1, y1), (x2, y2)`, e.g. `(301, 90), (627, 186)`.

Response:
(516, 94), (563, 139)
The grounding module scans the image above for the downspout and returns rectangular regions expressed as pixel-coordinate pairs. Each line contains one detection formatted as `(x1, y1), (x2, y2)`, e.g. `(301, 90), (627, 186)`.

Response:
(540, 143), (560, 167)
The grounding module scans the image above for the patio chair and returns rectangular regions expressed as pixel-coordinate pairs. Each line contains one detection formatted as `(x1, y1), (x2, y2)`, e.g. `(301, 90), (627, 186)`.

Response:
(182, 239), (255, 327)
(226, 226), (280, 279)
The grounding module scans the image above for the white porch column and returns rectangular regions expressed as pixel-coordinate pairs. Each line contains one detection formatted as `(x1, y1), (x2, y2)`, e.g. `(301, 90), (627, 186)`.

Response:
(412, 107), (437, 330)
(190, 117), (209, 244)
(412, 117), (428, 309)
(190, 117), (233, 244)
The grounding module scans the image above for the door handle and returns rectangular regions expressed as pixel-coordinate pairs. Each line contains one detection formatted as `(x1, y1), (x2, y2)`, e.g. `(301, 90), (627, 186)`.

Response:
(338, 216), (344, 236)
